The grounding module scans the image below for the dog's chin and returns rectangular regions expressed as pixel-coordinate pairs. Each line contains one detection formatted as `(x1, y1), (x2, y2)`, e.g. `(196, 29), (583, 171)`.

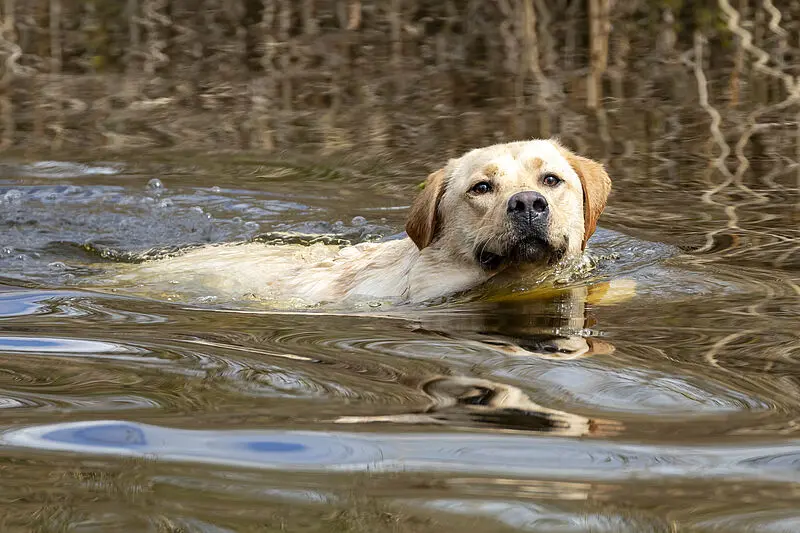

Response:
(476, 235), (565, 271)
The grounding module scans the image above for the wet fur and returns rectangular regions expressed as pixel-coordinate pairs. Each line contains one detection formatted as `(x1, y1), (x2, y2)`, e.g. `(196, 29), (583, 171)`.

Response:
(111, 140), (611, 305)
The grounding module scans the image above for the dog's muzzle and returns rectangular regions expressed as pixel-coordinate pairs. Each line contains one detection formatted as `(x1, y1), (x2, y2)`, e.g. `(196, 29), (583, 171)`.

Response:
(474, 191), (565, 270)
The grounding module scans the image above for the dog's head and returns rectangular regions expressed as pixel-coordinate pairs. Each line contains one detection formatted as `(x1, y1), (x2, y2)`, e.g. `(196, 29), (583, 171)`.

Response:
(406, 140), (611, 271)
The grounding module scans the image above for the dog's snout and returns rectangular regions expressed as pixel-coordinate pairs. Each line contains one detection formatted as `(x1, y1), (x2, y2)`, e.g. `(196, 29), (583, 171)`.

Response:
(507, 191), (548, 217)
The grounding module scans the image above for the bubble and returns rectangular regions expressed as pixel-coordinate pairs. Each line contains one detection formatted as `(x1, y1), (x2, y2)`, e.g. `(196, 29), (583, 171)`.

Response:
(158, 199), (173, 208)
(2, 247), (13, 255)
(146, 178), (165, 194)
(48, 262), (67, 270)
(244, 221), (260, 231)
(190, 206), (204, 214)
(351, 216), (367, 226)
(210, 186), (222, 193)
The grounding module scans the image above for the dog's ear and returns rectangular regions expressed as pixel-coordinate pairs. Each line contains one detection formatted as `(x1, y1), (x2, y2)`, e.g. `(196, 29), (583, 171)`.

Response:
(559, 147), (612, 250)
(406, 168), (446, 250)
(585, 338), (615, 357)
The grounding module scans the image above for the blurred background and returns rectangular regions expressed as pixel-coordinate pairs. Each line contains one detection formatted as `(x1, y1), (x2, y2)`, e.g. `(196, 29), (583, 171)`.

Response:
(0, 0), (798, 169)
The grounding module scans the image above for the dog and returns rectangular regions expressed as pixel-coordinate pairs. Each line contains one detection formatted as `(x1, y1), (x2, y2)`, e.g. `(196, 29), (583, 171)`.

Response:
(107, 139), (611, 305)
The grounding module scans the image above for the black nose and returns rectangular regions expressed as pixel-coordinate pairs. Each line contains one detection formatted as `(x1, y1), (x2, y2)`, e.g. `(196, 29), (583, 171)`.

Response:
(507, 191), (548, 217)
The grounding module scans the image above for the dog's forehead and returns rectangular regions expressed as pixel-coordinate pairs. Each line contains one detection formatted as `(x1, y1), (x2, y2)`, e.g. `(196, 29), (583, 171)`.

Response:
(456, 140), (574, 177)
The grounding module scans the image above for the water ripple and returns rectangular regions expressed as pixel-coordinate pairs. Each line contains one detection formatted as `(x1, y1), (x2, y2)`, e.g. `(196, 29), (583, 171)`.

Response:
(5, 420), (800, 483)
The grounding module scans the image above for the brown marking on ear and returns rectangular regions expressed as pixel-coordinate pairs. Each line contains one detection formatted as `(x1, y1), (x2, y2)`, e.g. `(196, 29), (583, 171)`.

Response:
(555, 143), (612, 249)
(405, 168), (447, 250)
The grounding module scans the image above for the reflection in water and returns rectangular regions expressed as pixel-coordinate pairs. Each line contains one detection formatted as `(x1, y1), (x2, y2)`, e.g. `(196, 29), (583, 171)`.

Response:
(425, 281), (627, 360)
(334, 375), (622, 438)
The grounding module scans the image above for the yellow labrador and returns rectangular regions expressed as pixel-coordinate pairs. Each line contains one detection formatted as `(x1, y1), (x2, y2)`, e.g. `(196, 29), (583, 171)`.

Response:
(108, 139), (611, 305)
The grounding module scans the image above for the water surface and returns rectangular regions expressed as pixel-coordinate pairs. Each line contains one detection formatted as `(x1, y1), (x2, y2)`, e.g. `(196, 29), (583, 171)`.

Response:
(0, 150), (798, 532)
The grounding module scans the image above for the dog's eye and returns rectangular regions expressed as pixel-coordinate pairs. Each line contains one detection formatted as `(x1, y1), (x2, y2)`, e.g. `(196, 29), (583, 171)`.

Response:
(470, 181), (493, 194)
(542, 173), (562, 187)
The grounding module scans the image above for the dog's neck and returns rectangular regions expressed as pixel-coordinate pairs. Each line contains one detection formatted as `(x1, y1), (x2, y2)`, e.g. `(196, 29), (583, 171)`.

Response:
(407, 239), (492, 302)
(339, 237), (490, 303)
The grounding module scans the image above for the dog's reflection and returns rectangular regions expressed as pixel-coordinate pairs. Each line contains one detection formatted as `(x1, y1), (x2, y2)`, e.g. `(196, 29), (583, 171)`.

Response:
(416, 281), (630, 360)
(335, 375), (622, 437)
(334, 282), (632, 435)
(465, 332), (614, 360)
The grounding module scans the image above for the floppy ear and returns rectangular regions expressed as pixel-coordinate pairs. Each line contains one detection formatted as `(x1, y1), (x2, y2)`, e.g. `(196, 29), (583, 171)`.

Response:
(559, 147), (612, 250)
(405, 168), (446, 250)
(585, 338), (615, 357)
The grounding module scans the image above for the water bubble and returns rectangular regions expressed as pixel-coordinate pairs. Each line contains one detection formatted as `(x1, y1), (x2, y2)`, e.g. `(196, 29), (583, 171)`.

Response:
(190, 206), (204, 214)
(158, 199), (173, 208)
(351, 216), (367, 226)
(210, 186), (222, 193)
(146, 178), (165, 195)
(244, 221), (260, 231)
(1, 247), (13, 255)
(48, 262), (67, 270)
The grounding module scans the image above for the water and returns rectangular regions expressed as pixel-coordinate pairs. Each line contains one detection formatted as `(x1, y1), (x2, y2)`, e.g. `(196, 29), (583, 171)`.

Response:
(0, 148), (798, 532)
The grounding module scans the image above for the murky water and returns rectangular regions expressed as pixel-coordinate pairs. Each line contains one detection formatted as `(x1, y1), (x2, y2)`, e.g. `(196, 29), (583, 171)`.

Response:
(0, 146), (798, 532)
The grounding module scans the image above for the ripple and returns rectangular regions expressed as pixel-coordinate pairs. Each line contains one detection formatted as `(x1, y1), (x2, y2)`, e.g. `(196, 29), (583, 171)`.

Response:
(524, 364), (769, 413)
(13, 160), (121, 178)
(0, 290), (58, 318)
(422, 500), (669, 533)
(0, 288), (172, 323)
(5, 420), (800, 483)
(175, 332), (436, 403)
(693, 510), (800, 532)
(0, 335), (145, 356)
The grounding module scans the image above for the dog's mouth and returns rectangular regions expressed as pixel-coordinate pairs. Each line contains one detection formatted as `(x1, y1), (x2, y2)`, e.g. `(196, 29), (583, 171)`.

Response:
(475, 235), (565, 271)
